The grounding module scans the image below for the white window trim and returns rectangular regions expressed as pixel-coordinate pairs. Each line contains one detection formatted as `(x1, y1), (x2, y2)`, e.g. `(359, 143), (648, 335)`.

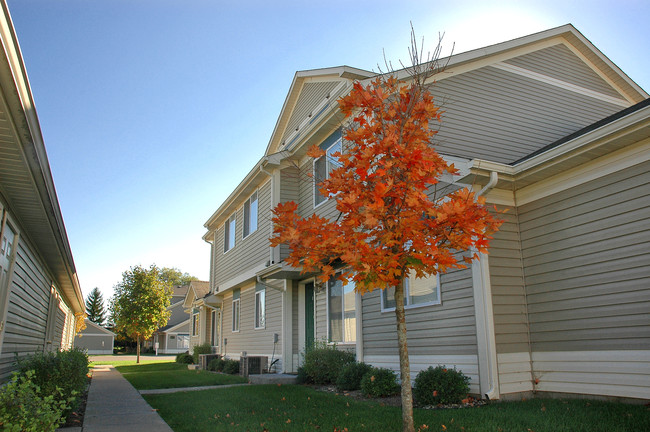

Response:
(254, 289), (266, 330)
(191, 312), (199, 337)
(326, 275), (356, 345)
(224, 214), (236, 253)
(381, 273), (442, 313)
(232, 298), (240, 332)
(313, 137), (342, 209)
(243, 190), (259, 239)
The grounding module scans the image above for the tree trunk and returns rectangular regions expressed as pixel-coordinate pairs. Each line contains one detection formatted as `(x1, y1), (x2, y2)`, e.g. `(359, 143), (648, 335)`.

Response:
(136, 335), (141, 364)
(394, 278), (415, 432)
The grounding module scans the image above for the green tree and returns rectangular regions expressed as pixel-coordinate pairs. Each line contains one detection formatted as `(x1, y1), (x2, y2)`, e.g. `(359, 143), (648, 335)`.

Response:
(85, 287), (106, 325)
(158, 267), (198, 287)
(110, 265), (172, 363)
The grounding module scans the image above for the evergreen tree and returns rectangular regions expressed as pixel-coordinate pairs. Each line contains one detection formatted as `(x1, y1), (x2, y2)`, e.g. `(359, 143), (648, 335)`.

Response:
(85, 287), (106, 325)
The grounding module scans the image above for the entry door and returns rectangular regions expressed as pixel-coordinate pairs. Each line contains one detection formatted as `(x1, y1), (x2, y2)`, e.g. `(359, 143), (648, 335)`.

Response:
(304, 282), (315, 350)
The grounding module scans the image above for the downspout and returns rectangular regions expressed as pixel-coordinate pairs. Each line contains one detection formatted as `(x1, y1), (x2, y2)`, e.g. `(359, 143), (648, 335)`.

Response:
(476, 171), (500, 401)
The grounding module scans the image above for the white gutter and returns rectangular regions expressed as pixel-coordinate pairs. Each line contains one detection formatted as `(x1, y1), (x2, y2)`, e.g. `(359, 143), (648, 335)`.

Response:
(474, 171), (500, 401)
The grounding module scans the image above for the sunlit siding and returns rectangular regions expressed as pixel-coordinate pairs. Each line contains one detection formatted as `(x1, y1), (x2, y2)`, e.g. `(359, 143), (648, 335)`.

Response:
(214, 180), (272, 285)
(519, 161), (650, 352)
(221, 283), (284, 370)
(431, 64), (624, 163)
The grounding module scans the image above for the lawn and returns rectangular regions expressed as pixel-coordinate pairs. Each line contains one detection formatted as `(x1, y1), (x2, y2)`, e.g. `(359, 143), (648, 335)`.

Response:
(116, 362), (248, 390)
(144, 384), (650, 432)
(90, 358), (176, 366)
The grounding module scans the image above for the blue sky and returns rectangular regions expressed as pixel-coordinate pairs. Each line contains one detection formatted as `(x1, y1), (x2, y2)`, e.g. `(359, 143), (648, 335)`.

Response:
(6, 0), (649, 301)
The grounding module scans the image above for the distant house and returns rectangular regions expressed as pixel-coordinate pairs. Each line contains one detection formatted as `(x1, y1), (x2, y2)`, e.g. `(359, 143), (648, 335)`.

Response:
(0, 1), (84, 381)
(75, 319), (115, 355)
(181, 280), (219, 351)
(193, 23), (649, 402)
(150, 285), (192, 354)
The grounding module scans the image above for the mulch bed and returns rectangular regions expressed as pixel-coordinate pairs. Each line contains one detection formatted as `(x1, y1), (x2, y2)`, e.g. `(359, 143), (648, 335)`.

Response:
(60, 374), (91, 429)
(312, 385), (487, 409)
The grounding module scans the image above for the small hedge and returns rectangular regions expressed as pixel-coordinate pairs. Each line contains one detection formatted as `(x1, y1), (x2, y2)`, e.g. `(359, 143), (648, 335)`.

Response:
(175, 352), (193, 364)
(16, 348), (89, 417)
(360, 367), (400, 398)
(301, 343), (355, 385)
(0, 370), (73, 432)
(222, 359), (239, 375)
(192, 343), (213, 364)
(414, 365), (470, 405)
(208, 357), (225, 372)
(336, 361), (373, 391)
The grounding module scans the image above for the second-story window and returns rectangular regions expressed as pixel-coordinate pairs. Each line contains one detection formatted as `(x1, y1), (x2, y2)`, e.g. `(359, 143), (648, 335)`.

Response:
(224, 214), (236, 252)
(314, 130), (342, 207)
(243, 191), (258, 238)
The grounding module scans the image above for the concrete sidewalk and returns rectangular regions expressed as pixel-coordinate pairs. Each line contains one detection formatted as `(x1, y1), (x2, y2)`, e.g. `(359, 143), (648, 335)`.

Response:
(82, 365), (173, 432)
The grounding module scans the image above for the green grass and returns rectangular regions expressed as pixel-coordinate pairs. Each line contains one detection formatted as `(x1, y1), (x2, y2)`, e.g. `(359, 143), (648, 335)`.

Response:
(90, 358), (176, 366)
(144, 384), (650, 432)
(116, 362), (248, 390)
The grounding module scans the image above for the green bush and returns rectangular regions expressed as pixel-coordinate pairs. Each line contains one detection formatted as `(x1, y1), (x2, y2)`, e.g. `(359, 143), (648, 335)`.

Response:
(175, 352), (193, 364)
(302, 342), (355, 385)
(192, 343), (213, 364)
(223, 359), (239, 375)
(336, 361), (373, 391)
(16, 348), (88, 416)
(0, 370), (73, 432)
(296, 366), (309, 384)
(414, 365), (470, 405)
(208, 357), (225, 372)
(360, 367), (400, 398)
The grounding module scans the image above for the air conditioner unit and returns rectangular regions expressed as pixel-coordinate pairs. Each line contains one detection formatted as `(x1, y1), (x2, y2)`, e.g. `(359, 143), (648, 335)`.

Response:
(240, 355), (268, 377)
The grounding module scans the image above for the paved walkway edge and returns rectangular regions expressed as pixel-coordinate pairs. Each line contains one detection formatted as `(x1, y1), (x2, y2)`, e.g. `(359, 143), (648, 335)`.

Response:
(140, 383), (250, 395)
(82, 365), (173, 432)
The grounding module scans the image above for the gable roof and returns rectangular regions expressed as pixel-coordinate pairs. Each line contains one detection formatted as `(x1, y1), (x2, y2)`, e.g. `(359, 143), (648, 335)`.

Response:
(79, 319), (115, 336)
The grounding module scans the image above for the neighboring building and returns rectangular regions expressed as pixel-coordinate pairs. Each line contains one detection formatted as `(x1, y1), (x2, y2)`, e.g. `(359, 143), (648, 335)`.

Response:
(196, 24), (649, 401)
(181, 280), (219, 351)
(75, 319), (115, 355)
(150, 284), (192, 354)
(0, 1), (84, 381)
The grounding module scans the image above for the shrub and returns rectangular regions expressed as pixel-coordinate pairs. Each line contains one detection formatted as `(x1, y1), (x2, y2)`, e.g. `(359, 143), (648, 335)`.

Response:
(208, 357), (225, 372)
(0, 370), (73, 432)
(175, 352), (193, 364)
(16, 348), (89, 416)
(336, 361), (373, 391)
(302, 342), (355, 385)
(414, 365), (470, 405)
(296, 366), (309, 384)
(192, 343), (213, 364)
(222, 359), (239, 375)
(360, 367), (400, 398)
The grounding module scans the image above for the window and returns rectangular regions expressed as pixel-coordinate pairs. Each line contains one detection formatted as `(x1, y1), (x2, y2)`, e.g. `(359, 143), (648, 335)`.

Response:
(177, 334), (190, 349)
(382, 271), (440, 311)
(328, 276), (356, 343)
(232, 289), (240, 332)
(224, 214), (236, 252)
(211, 309), (220, 346)
(243, 191), (258, 238)
(314, 131), (342, 206)
(254, 285), (265, 329)
(191, 310), (199, 336)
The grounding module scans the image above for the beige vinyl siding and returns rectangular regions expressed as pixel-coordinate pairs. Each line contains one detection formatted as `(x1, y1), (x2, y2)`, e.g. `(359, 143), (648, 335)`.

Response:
(221, 283), (283, 369)
(431, 65), (623, 164)
(314, 284), (328, 342)
(504, 43), (624, 99)
(280, 166), (301, 261)
(291, 282), (299, 356)
(297, 158), (340, 220)
(489, 206), (529, 355)
(519, 160), (650, 352)
(0, 237), (55, 380)
(362, 266), (477, 357)
(215, 180), (272, 285)
(281, 82), (340, 146)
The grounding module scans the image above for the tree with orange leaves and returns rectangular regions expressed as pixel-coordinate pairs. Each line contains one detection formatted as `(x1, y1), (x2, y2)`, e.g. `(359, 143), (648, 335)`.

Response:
(271, 38), (502, 432)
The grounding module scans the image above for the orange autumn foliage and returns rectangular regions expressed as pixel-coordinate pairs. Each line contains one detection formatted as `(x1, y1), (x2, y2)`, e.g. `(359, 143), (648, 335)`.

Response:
(271, 75), (502, 291)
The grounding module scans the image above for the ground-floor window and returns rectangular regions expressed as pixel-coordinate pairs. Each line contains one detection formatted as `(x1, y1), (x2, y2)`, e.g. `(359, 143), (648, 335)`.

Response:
(232, 289), (240, 332)
(255, 285), (265, 329)
(192, 310), (199, 336)
(176, 334), (189, 349)
(328, 276), (356, 343)
(382, 270), (441, 311)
